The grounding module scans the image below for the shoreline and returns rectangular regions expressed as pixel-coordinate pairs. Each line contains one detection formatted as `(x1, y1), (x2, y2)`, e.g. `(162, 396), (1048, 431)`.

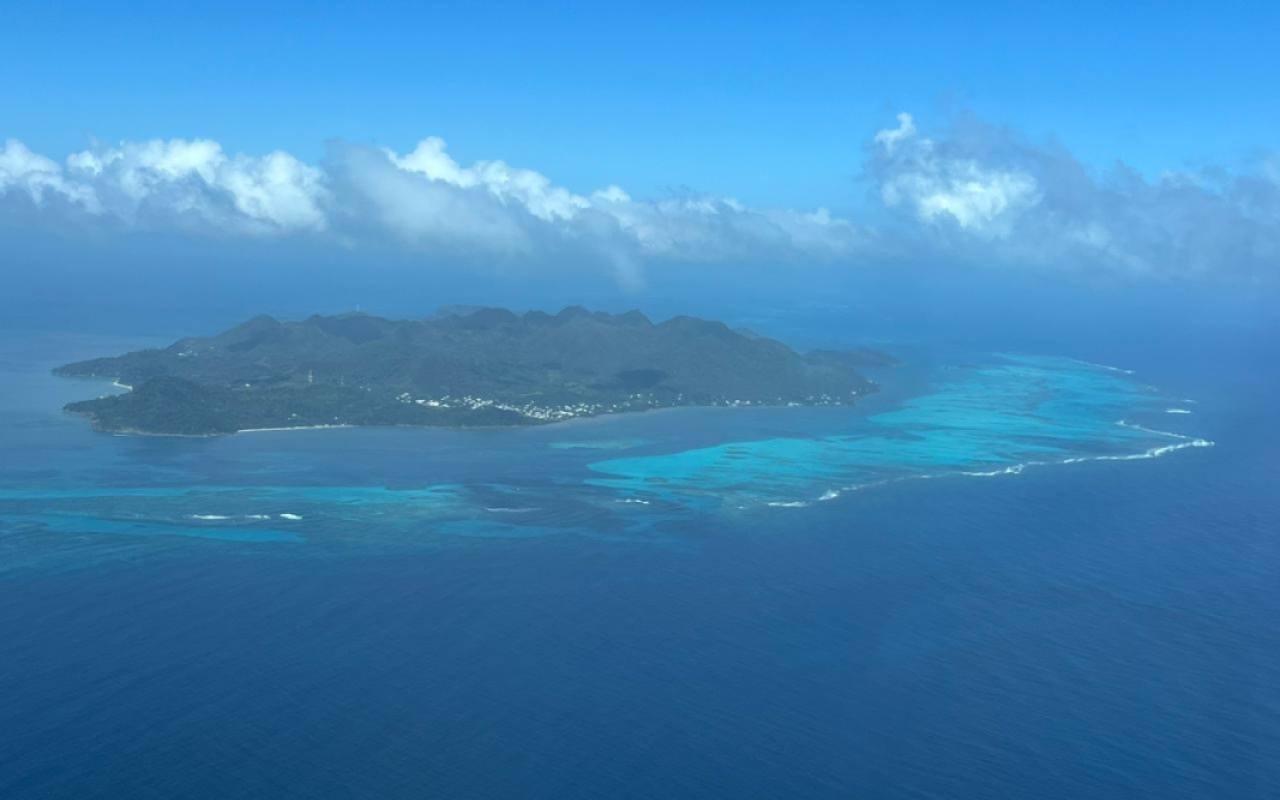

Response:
(56, 372), (881, 438)
(236, 424), (355, 434)
(68, 397), (875, 438)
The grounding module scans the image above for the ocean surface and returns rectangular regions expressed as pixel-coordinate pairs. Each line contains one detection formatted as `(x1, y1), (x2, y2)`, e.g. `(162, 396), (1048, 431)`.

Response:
(1, 325), (1276, 798)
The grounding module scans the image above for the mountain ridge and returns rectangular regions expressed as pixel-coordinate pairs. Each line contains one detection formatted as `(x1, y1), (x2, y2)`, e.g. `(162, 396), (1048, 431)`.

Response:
(55, 307), (892, 436)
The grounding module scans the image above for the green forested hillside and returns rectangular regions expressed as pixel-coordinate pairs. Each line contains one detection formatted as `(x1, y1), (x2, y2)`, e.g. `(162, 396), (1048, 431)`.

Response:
(57, 307), (885, 435)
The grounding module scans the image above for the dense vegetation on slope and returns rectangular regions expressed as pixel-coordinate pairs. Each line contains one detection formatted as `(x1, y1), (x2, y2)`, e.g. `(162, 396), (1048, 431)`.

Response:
(57, 307), (886, 435)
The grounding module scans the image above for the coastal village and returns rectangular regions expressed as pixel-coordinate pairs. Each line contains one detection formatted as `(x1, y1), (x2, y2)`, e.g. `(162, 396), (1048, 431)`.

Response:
(394, 390), (861, 422)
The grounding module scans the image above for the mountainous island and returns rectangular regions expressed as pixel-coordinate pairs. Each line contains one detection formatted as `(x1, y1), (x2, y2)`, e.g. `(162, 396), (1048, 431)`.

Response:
(55, 307), (892, 436)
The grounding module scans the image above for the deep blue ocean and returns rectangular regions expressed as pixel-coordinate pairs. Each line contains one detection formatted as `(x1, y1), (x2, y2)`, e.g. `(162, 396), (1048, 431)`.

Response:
(1, 314), (1277, 799)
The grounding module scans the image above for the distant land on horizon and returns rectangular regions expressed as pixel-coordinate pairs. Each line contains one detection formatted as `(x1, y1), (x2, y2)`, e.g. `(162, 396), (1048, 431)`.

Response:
(54, 306), (895, 436)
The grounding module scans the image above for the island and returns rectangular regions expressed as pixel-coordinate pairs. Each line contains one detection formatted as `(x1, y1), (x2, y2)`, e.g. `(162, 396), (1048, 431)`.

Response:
(54, 306), (892, 436)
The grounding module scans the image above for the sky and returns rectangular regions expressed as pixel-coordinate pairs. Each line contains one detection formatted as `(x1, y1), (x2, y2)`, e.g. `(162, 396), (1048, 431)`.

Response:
(3, 0), (1280, 333)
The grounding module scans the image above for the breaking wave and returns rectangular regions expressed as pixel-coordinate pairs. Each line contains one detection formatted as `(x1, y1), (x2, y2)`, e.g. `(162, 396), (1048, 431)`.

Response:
(1064, 357), (1135, 375)
(787, 431), (1216, 508)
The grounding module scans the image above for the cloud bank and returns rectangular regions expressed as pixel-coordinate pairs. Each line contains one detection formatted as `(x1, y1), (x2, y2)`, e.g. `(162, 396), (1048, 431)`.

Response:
(3, 114), (1279, 282)
(868, 113), (1280, 278)
(1, 134), (866, 285)
(1, 138), (327, 235)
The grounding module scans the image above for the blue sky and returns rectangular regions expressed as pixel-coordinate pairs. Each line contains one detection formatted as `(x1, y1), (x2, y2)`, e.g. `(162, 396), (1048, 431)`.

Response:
(2, 0), (1280, 301)
(5, 1), (1277, 207)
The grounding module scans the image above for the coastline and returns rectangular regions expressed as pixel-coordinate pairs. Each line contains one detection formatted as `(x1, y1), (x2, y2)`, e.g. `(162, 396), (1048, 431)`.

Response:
(54, 371), (881, 438)
(65, 396), (876, 438)
(236, 424), (355, 433)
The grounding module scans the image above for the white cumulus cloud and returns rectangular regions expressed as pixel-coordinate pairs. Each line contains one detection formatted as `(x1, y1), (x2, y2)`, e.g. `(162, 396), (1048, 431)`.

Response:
(327, 137), (868, 271)
(0, 133), (869, 284)
(866, 113), (1280, 278)
(65, 139), (328, 233)
(3, 138), (327, 234)
(3, 118), (1280, 282)
(871, 113), (1041, 237)
(1, 139), (99, 211)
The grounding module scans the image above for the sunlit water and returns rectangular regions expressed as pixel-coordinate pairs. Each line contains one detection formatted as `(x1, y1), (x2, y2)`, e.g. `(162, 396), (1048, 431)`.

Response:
(0, 349), (1211, 556)
(0, 331), (1275, 799)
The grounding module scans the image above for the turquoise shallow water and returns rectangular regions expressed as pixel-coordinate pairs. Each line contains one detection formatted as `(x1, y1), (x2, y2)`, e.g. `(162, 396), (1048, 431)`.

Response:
(587, 354), (1210, 507)
(0, 350), (1209, 563)
(3, 332), (1274, 800)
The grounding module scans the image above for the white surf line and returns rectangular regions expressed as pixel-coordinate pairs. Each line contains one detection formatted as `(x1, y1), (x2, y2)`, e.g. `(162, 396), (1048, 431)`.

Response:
(1059, 438), (1214, 463)
(952, 435), (1215, 479)
(189, 513), (298, 522)
(761, 474), (907, 509)
(1117, 419), (1193, 440)
(960, 464), (1026, 477)
(1063, 357), (1135, 375)
(235, 424), (354, 433)
(761, 425), (1215, 509)
(952, 425), (1214, 478)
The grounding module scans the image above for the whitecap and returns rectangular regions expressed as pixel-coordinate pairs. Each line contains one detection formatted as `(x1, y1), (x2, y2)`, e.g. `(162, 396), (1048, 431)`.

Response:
(961, 464), (1025, 477)
(1117, 419), (1190, 439)
(1065, 357), (1135, 375)
(278, 513), (304, 520)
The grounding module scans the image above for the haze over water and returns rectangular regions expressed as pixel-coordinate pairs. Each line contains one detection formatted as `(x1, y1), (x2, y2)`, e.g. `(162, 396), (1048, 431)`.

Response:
(4, 3), (1280, 795)
(1, 304), (1275, 799)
